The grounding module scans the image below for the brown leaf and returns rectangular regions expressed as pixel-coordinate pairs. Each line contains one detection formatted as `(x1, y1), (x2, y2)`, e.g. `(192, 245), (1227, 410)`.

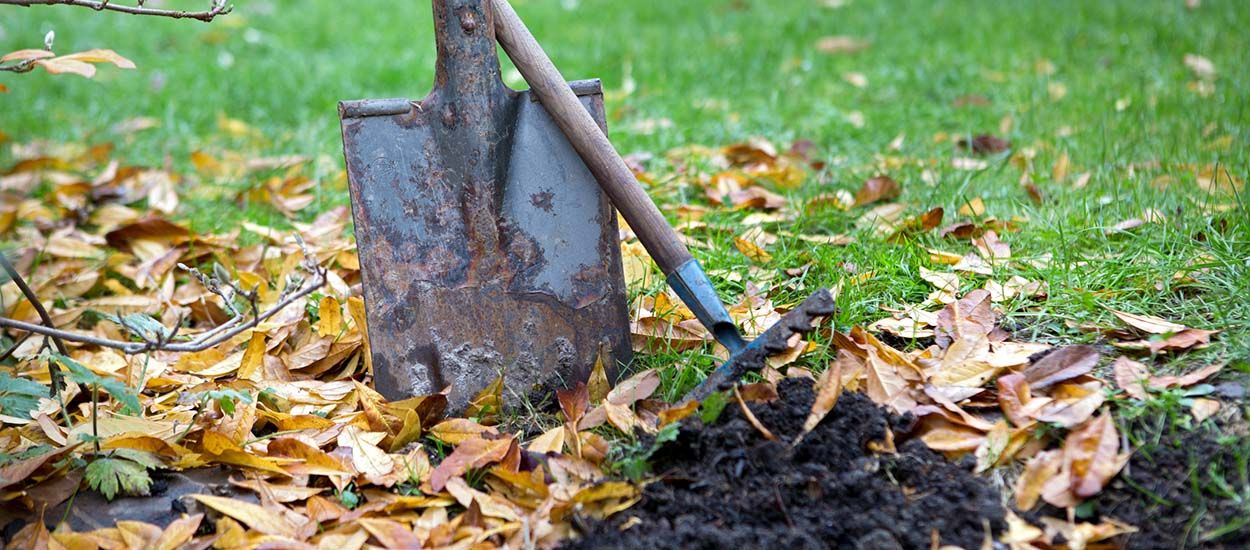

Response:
(738, 382), (779, 403)
(557, 382), (590, 426)
(854, 175), (901, 206)
(797, 359), (844, 442)
(1148, 328), (1219, 354)
(957, 135), (1011, 156)
(1065, 413), (1129, 498)
(996, 373), (1033, 427)
(1032, 382), (1106, 428)
(863, 348), (916, 413)
(934, 289), (996, 348)
(972, 230), (1010, 262)
(1152, 362), (1224, 388)
(428, 435), (514, 492)
(1023, 345), (1101, 390)
(1112, 357), (1151, 400)
(359, 517), (423, 549)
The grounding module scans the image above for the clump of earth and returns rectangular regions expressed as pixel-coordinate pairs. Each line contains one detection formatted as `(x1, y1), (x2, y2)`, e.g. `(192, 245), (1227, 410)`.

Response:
(567, 378), (1006, 549)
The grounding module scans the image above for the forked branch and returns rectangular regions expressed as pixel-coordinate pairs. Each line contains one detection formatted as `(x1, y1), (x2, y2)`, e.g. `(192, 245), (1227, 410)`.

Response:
(0, 0), (231, 22)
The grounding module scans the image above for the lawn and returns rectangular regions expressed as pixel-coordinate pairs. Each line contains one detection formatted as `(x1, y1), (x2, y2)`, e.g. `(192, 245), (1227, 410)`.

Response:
(3, 0), (1249, 545)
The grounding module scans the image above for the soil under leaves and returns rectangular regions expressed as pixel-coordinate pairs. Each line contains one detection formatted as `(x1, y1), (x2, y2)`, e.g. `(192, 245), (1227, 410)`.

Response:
(1082, 421), (1250, 549)
(568, 378), (1006, 549)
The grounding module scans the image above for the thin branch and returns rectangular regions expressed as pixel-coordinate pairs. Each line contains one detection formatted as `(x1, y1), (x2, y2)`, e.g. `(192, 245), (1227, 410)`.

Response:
(0, 266), (324, 354)
(0, 239), (327, 356)
(0, 253), (66, 394)
(0, 0), (232, 22)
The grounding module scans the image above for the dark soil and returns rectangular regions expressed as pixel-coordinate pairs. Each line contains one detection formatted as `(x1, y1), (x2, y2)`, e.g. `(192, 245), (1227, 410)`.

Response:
(567, 378), (1006, 549)
(1081, 421), (1250, 549)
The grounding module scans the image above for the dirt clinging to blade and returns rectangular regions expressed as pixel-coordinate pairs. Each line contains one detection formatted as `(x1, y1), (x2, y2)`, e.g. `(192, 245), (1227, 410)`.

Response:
(567, 378), (1006, 549)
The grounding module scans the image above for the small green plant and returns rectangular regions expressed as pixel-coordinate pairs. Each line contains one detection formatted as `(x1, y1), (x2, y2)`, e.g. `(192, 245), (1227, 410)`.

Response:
(84, 448), (161, 500)
(608, 422), (680, 481)
(0, 372), (47, 420)
(336, 483), (361, 509)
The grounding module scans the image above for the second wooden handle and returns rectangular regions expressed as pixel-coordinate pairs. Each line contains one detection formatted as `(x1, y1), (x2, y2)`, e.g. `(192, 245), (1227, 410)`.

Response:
(490, 0), (693, 273)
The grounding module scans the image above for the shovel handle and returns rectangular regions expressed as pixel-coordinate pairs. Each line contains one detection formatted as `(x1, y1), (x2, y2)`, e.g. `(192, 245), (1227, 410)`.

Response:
(491, 0), (693, 274)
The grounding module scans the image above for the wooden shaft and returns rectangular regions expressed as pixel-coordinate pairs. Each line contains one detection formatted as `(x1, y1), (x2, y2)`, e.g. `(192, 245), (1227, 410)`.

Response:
(490, 0), (693, 273)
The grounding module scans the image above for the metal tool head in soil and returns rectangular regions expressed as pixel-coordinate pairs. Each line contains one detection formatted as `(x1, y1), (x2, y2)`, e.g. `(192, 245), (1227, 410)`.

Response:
(682, 288), (837, 403)
(337, 0), (630, 411)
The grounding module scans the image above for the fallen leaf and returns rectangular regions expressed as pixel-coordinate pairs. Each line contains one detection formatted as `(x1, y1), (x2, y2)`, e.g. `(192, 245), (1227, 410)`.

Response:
(1111, 357), (1150, 400)
(816, 35), (869, 54)
(734, 236), (772, 263)
(607, 369), (660, 406)
(1108, 309), (1187, 334)
(1183, 53), (1216, 80)
(428, 435), (513, 492)
(1064, 413), (1128, 498)
(1190, 398), (1220, 422)
(586, 347), (611, 405)
(1023, 345), (1101, 390)
(796, 358), (844, 444)
(190, 494), (302, 538)
(1016, 450), (1063, 510)
(854, 175), (901, 206)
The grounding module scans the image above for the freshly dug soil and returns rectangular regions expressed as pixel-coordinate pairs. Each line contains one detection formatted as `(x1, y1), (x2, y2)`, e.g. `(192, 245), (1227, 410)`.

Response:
(568, 378), (1006, 549)
(1086, 423), (1250, 549)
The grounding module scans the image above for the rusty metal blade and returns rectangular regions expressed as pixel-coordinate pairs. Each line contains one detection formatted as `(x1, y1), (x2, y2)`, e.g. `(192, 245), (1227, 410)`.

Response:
(339, 0), (629, 411)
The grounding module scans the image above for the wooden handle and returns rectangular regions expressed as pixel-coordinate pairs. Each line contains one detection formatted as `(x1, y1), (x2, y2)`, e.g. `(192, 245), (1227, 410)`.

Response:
(491, 0), (693, 273)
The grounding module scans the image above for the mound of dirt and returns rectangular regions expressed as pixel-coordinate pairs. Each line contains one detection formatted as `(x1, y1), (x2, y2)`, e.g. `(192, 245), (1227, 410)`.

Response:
(567, 378), (1006, 549)
(1088, 424), (1250, 549)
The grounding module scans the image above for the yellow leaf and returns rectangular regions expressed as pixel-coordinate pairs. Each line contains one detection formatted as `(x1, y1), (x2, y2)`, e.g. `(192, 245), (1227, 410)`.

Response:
(58, 49), (135, 68)
(428, 418), (496, 445)
(315, 296), (343, 337)
(237, 331), (267, 382)
(347, 296), (372, 376)
(465, 374), (503, 425)
(153, 513), (202, 550)
(337, 426), (395, 485)
(586, 346), (611, 405)
(190, 494), (300, 538)
(734, 236), (772, 263)
(527, 426), (565, 454)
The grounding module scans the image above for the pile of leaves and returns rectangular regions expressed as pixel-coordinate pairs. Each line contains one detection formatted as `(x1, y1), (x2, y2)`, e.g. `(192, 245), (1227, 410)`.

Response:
(0, 125), (1238, 549)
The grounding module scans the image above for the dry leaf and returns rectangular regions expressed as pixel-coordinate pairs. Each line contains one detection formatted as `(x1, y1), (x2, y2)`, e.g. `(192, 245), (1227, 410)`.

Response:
(854, 175), (901, 206)
(1023, 345), (1100, 390)
(1064, 413), (1128, 498)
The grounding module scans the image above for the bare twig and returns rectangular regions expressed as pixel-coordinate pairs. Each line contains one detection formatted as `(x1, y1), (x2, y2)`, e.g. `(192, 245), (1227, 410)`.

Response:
(0, 242), (327, 355)
(0, 0), (232, 22)
(0, 253), (66, 394)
